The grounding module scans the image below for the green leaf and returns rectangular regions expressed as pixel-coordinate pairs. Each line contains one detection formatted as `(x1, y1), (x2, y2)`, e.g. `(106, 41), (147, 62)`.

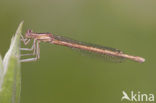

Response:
(0, 21), (23, 103)
(0, 55), (3, 88)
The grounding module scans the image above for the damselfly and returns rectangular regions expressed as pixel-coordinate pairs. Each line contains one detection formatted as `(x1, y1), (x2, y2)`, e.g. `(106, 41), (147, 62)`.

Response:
(20, 30), (145, 63)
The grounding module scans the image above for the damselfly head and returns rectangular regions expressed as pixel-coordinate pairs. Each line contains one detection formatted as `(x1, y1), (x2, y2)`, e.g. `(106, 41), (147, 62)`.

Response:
(25, 29), (33, 38)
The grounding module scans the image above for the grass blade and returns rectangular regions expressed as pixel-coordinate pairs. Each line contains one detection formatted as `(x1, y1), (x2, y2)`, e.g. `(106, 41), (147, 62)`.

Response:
(0, 21), (23, 103)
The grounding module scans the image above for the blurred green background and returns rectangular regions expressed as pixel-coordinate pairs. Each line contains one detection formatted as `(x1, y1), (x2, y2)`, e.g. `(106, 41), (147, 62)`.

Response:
(0, 0), (156, 103)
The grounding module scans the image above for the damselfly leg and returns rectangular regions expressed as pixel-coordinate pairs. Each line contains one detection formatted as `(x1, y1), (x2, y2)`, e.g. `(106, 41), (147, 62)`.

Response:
(20, 34), (40, 62)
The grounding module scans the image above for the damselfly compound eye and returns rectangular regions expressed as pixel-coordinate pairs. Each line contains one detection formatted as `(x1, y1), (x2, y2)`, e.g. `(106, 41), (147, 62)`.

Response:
(25, 29), (33, 38)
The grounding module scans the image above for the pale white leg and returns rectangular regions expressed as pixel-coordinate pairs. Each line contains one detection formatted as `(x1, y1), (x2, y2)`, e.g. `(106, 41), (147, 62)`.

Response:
(20, 39), (36, 52)
(20, 33), (41, 62)
(37, 41), (40, 59)
(20, 58), (38, 62)
(20, 40), (40, 62)
(20, 34), (30, 45)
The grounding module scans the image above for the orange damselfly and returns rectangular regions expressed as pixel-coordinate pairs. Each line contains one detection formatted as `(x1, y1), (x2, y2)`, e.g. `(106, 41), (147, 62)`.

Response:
(20, 30), (145, 63)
